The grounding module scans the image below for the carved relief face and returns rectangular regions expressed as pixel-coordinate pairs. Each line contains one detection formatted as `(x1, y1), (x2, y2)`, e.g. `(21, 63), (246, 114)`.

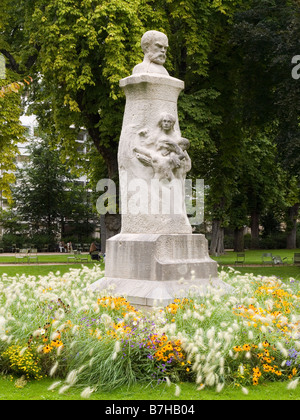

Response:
(147, 34), (169, 65)
(161, 116), (174, 131)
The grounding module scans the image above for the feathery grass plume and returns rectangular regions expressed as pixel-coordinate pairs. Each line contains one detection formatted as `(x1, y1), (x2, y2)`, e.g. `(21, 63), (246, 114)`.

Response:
(81, 386), (95, 399)
(276, 342), (288, 358)
(216, 383), (224, 393)
(66, 369), (77, 385)
(59, 384), (71, 394)
(88, 356), (96, 367)
(114, 340), (121, 353)
(57, 345), (64, 356)
(19, 347), (27, 356)
(49, 362), (59, 377)
(48, 381), (61, 391)
(165, 377), (171, 387)
(174, 384), (181, 397)
(287, 378), (299, 390)
(239, 364), (244, 375)
(51, 331), (61, 341)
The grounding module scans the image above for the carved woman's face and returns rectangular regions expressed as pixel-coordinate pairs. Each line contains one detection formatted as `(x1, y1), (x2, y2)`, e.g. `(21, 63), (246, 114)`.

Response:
(161, 117), (174, 131)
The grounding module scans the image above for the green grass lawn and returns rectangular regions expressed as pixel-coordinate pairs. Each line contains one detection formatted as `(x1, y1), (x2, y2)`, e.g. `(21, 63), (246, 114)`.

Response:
(0, 264), (298, 284)
(212, 248), (300, 265)
(0, 263), (104, 277)
(0, 248), (298, 266)
(212, 248), (300, 282)
(0, 375), (299, 400)
(0, 249), (298, 283)
(0, 252), (94, 264)
(226, 265), (300, 281)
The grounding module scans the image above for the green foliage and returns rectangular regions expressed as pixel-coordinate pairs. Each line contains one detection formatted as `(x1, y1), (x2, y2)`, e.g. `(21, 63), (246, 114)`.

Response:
(10, 135), (97, 238)
(0, 74), (25, 200)
(0, 0), (299, 251)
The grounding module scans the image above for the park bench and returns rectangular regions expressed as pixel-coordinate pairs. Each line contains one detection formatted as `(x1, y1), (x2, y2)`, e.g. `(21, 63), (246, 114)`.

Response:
(262, 253), (273, 265)
(294, 253), (300, 265)
(15, 249), (29, 263)
(11, 243), (19, 253)
(272, 255), (288, 265)
(67, 250), (89, 263)
(42, 244), (49, 252)
(83, 243), (90, 252)
(234, 253), (245, 266)
(28, 248), (39, 263)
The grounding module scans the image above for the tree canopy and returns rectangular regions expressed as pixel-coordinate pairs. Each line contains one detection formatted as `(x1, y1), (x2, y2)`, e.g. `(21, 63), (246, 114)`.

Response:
(0, 0), (299, 252)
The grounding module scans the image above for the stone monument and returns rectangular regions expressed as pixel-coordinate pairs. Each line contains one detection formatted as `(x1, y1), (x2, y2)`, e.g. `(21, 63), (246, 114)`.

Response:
(89, 30), (230, 306)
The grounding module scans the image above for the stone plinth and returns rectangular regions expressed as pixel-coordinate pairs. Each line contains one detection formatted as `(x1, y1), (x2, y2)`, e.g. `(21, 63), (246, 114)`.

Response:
(88, 233), (230, 306)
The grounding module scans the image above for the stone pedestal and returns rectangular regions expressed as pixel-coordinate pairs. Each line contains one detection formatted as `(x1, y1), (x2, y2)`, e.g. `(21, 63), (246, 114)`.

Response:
(89, 233), (231, 306)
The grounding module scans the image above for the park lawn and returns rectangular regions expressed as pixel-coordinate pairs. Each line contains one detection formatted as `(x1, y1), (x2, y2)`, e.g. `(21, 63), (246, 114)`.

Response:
(0, 263), (104, 277)
(0, 248), (298, 264)
(0, 375), (299, 400)
(212, 248), (300, 265)
(221, 265), (300, 282)
(0, 253), (92, 264)
(0, 248), (298, 266)
(0, 262), (298, 283)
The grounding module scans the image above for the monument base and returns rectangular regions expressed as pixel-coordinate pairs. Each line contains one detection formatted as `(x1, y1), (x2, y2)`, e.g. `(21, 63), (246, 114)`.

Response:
(88, 233), (231, 307)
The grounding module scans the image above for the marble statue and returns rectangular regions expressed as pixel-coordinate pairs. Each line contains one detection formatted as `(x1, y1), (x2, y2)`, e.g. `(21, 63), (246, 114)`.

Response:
(89, 31), (231, 306)
(132, 30), (169, 75)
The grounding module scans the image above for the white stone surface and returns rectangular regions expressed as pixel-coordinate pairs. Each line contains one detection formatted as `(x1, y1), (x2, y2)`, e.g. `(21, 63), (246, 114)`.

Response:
(118, 73), (191, 234)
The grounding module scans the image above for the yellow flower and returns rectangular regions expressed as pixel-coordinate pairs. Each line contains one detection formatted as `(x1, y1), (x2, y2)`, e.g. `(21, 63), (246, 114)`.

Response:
(43, 345), (52, 354)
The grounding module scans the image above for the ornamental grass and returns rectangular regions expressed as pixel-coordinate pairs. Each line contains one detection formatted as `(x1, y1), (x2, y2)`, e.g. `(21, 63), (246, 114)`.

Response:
(0, 265), (300, 397)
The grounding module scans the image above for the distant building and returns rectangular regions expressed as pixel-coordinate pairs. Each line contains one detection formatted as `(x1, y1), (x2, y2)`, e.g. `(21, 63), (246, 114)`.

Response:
(0, 114), (100, 240)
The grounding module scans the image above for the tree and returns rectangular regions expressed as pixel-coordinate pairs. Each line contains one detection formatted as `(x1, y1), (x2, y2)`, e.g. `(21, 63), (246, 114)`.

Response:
(0, 0), (244, 190)
(6, 0), (296, 254)
(12, 135), (96, 240)
(232, 0), (300, 248)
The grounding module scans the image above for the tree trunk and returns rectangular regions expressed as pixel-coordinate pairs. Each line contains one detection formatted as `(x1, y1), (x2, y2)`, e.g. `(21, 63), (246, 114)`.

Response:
(250, 210), (260, 249)
(286, 203), (299, 249)
(87, 123), (120, 245)
(210, 220), (224, 256)
(233, 227), (244, 252)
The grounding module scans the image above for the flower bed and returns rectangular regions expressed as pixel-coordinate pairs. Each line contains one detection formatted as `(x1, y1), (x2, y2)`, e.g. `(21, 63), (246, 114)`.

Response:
(0, 266), (299, 397)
